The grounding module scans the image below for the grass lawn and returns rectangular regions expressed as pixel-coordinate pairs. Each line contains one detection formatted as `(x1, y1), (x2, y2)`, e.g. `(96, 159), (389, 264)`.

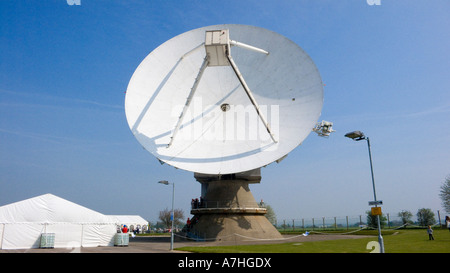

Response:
(175, 229), (450, 253)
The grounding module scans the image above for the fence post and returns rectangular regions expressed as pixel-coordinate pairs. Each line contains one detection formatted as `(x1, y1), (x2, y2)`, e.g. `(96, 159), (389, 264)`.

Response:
(292, 219), (295, 232)
(346, 216), (349, 230)
(312, 218), (315, 231)
(334, 217), (337, 230)
(302, 218), (304, 230)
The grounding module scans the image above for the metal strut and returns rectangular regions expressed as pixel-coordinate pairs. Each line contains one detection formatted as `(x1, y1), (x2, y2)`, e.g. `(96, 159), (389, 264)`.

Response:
(225, 50), (277, 143)
(167, 55), (209, 148)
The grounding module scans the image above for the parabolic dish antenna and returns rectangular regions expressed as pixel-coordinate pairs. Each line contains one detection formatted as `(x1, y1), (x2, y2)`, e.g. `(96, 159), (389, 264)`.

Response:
(125, 24), (323, 175)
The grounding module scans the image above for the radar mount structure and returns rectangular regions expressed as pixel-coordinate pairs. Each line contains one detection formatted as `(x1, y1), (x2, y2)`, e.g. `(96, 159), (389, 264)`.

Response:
(125, 25), (328, 241)
(168, 29), (277, 148)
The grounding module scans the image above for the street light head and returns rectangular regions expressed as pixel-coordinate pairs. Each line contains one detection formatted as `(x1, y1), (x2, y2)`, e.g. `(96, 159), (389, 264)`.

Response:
(158, 180), (169, 185)
(345, 131), (366, 141)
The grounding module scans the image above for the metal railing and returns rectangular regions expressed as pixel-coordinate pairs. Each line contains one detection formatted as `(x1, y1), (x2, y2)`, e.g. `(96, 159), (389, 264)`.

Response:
(191, 200), (266, 210)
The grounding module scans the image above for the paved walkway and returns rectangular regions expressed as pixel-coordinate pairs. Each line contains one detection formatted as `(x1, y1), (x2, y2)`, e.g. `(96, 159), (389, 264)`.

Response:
(0, 233), (371, 253)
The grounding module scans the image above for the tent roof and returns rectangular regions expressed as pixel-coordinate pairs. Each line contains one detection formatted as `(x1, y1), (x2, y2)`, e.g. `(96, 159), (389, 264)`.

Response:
(0, 193), (113, 224)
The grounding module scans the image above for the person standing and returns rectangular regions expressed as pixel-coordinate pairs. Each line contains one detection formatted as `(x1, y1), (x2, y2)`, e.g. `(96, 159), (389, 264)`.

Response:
(427, 225), (434, 240)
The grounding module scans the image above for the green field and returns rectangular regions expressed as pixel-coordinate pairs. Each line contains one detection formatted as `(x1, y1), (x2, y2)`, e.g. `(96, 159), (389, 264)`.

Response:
(175, 229), (450, 253)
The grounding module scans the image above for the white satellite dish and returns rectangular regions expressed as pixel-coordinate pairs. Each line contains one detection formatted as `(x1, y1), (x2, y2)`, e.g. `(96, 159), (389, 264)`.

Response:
(125, 24), (323, 175)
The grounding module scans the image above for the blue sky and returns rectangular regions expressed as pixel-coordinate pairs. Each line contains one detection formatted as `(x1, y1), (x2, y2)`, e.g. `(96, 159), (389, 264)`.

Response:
(1, 0), (449, 224)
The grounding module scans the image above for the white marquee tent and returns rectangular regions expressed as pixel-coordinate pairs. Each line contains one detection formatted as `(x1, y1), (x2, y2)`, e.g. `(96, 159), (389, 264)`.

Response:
(0, 194), (121, 249)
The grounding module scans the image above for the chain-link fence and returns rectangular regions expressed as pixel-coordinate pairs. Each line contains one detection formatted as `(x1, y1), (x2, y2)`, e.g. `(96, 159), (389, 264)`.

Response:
(276, 210), (448, 231)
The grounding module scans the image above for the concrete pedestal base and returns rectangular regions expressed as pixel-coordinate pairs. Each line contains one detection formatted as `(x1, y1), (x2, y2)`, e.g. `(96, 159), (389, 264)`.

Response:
(187, 170), (282, 241)
(188, 213), (282, 241)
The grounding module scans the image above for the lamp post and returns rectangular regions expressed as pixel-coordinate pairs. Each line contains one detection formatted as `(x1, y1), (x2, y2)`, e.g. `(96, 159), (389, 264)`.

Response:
(345, 131), (385, 253)
(158, 180), (175, 251)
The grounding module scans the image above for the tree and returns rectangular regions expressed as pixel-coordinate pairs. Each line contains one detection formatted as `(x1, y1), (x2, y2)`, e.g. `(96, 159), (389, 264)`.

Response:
(416, 208), (435, 226)
(158, 208), (185, 229)
(264, 204), (277, 226)
(366, 210), (387, 228)
(440, 175), (450, 214)
(397, 210), (413, 225)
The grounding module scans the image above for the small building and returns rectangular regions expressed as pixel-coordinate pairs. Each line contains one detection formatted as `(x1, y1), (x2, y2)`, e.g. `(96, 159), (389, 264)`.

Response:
(108, 215), (149, 233)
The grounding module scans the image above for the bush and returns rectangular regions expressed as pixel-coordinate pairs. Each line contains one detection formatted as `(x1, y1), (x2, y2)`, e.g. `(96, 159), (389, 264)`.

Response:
(366, 210), (387, 228)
